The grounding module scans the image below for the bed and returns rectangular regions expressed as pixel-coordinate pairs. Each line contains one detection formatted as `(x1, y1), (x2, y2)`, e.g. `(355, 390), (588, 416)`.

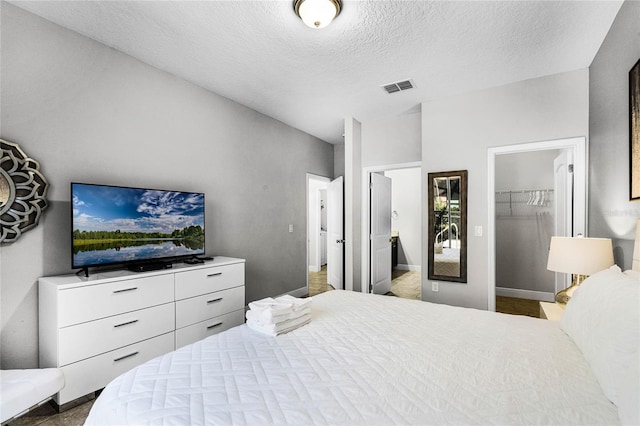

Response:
(86, 226), (639, 425)
(433, 247), (460, 276)
(433, 226), (461, 277)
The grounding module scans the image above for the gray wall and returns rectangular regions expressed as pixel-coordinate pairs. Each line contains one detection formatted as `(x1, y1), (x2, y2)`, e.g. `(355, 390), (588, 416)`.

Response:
(333, 144), (345, 178)
(361, 112), (422, 167)
(0, 4), (333, 368)
(422, 69), (589, 309)
(589, 0), (640, 269)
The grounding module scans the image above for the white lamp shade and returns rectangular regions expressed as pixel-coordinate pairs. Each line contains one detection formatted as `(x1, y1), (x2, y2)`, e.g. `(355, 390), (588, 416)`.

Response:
(296, 0), (340, 29)
(547, 236), (614, 275)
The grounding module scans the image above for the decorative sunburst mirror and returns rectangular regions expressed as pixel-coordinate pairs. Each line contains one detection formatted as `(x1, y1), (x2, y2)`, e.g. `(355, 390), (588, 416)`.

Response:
(0, 139), (49, 243)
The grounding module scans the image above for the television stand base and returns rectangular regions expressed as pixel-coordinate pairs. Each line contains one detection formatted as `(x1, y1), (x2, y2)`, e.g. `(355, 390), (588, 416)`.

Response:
(127, 261), (172, 273)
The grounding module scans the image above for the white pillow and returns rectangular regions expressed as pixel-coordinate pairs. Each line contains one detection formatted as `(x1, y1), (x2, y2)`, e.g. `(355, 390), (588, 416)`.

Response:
(617, 348), (640, 425)
(561, 265), (639, 421)
(623, 269), (640, 280)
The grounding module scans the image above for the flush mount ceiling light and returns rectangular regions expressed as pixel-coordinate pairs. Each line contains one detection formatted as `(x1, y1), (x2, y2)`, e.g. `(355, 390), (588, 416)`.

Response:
(294, 0), (341, 29)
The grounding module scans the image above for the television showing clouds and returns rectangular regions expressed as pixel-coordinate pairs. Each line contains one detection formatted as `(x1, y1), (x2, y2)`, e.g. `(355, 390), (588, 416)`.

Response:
(71, 184), (205, 268)
(72, 185), (204, 234)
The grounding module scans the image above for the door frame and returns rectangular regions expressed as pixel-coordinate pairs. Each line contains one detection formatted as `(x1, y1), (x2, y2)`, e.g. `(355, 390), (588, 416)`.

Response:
(327, 176), (345, 290)
(487, 137), (587, 312)
(306, 173), (331, 294)
(553, 150), (574, 295)
(361, 161), (422, 294)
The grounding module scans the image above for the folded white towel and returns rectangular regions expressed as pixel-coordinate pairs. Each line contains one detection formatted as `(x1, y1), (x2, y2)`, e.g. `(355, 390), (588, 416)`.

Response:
(247, 313), (311, 337)
(277, 295), (312, 310)
(246, 306), (311, 326)
(248, 297), (294, 317)
(247, 296), (312, 323)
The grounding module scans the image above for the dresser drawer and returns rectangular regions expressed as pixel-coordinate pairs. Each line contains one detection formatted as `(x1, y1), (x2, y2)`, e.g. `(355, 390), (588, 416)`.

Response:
(57, 332), (174, 405)
(58, 302), (175, 366)
(175, 309), (244, 349)
(58, 274), (174, 327)
(175, 263), (244, 300)
(175, 286), (244, 329)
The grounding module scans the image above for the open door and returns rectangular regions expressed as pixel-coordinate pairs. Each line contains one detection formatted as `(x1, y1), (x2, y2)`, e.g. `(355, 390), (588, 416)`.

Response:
(553, 150), (573, 294)
(327, 176), (344, 290)
(370, 173), (392, 294)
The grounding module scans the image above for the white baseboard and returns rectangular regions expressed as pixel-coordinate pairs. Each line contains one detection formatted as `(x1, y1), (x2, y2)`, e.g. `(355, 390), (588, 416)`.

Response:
(496, 287), (554, 302)
(395, 264), (422, 272)
(308, 265), (321, 273)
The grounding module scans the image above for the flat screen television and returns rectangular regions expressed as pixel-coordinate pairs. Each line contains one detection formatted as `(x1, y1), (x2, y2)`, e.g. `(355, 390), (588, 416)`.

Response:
(71, 183), (205, 273)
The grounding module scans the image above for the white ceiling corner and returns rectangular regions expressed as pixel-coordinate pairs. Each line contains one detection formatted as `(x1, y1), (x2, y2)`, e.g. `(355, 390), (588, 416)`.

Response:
(7, 0), (624, 144)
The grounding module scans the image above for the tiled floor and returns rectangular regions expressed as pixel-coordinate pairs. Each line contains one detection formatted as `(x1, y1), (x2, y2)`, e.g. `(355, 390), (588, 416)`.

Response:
(308, 265), (334, 296)
(386, 269), (421, 300)
(496, 295), (541, 318)
(308, 266), (421, 300)
(6, 395), (95, 426)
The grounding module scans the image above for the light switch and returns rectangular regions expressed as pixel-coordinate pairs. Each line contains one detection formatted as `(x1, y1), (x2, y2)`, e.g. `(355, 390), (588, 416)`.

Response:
(474, 225), (483, 237)
(289, 224), (294, 233)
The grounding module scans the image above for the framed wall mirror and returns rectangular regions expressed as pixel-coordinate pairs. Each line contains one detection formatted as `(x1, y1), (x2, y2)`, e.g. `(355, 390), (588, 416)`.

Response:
(428, 170), (467, 283)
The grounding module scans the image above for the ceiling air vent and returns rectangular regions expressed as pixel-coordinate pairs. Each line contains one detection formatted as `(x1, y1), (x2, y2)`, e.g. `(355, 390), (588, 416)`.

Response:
(382, 79), (416, 94)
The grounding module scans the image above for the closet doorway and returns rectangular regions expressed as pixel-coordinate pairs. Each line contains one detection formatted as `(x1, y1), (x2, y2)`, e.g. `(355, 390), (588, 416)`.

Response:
(487, 137), (587, 313)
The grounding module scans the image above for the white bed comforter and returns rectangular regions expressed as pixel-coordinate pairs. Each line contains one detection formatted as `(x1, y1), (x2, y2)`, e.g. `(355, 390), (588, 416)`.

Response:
(434, 248), (460, 277)
(86, 291), (619, 425)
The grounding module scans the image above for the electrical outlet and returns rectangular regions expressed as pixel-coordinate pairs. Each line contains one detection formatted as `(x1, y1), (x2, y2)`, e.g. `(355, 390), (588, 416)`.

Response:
(432, 281), (439, 292)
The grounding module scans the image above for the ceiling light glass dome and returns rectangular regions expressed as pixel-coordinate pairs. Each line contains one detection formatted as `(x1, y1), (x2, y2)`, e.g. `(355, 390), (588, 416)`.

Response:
(294, 0), (341, 29)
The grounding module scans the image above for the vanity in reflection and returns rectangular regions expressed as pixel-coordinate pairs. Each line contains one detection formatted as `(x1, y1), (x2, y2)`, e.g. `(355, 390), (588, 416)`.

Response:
(428, 170), (468, 283)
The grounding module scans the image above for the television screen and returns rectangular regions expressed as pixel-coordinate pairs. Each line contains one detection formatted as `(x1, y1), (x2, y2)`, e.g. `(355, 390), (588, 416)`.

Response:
(71, 183), (205, 269)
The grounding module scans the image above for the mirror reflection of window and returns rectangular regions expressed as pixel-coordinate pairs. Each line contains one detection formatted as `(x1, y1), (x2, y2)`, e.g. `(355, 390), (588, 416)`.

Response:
(433, 176), (460, 250)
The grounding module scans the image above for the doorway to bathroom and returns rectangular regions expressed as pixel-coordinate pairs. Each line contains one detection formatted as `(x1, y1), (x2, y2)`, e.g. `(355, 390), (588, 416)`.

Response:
(307, 174), (342, 297)
(362, 162), (422, 300)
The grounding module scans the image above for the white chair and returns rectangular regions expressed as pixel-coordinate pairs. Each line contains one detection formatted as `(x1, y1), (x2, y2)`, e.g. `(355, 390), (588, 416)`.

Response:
(0, 369), (64, 424)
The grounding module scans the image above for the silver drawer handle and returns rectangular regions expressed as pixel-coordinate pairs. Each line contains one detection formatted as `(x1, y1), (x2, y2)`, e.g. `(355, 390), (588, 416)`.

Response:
(207, 298), (223, 304)
(113, 287), (138, 294)
(114, 319), (138, 328)
(114, 351), (138, 362)
(207, 272), (222, 277)
(207, 322), (223, 330)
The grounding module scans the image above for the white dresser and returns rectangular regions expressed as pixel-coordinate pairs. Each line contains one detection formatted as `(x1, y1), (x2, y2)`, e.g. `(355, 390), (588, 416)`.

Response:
(39, 257), (245, 406)
(174, 261), (246, 348)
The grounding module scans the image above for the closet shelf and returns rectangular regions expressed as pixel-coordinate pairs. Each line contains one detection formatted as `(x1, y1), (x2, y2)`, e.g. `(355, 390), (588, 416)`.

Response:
(495, 189), (554, 217)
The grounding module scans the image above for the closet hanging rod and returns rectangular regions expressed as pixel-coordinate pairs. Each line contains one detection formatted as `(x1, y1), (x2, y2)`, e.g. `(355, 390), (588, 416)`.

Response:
(495, 189), (554, 194)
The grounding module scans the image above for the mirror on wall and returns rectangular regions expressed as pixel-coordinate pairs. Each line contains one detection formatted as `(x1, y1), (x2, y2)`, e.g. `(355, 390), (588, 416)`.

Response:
(428, 170), (467, 283)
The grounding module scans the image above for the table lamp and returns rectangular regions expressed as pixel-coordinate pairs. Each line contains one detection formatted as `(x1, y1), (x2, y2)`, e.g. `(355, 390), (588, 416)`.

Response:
(546, 236), (614, 304)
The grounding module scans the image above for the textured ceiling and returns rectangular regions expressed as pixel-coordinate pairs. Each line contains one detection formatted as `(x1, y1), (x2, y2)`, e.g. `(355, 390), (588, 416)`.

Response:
(8, 0), (623, 144)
